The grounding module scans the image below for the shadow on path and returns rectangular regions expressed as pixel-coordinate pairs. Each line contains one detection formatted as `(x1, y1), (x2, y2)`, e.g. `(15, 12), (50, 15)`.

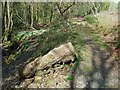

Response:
(70, 38), (118, 89)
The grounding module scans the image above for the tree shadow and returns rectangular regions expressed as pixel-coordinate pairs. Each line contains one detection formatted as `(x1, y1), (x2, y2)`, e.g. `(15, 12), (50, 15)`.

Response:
(85, 40), (116, 88)
(70, 38), (118, 89)
(2, 29), (75, 89)
(70, 57), (80, 89)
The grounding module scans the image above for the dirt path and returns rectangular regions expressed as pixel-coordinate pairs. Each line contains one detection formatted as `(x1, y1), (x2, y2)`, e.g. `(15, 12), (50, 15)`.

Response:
(69, 11), (119, 88)
(2, 11), (119, 89)
(71, 38), (118, 88)
(97, 11), (118, 28)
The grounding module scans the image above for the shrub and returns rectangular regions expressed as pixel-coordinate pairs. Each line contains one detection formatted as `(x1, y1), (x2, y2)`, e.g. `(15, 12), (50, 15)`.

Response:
(84, 15), (98, 25)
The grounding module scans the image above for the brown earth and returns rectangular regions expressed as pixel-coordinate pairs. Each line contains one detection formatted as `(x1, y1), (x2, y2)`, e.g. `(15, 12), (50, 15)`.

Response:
(2, 11), (119, 89)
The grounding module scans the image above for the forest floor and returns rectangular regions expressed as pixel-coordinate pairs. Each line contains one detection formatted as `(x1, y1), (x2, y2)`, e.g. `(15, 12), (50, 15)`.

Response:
(2, 11), (119, 89)
(97, 11), (118, 28)
(70, 11), (118, 88)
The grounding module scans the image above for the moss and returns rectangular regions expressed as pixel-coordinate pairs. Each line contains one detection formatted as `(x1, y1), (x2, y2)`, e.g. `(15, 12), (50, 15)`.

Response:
(4, 54), (16, 64)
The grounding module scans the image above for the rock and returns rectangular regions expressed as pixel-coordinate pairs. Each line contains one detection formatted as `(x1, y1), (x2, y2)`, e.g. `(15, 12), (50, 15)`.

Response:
(22, 42), (76, 78)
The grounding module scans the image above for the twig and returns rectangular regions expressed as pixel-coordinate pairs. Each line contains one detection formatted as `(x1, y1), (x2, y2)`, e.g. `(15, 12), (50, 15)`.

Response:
(14, 9), (36, 30)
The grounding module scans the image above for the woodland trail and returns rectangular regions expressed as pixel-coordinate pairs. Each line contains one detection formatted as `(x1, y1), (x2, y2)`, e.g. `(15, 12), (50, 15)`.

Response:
(2, 11), (119, 88)
(69, 11), (118, 88)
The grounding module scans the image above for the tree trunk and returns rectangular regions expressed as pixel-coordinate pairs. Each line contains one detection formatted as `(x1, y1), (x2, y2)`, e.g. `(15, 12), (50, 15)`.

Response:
(22, 42), (76, 78)
(30, 3), (33, 27)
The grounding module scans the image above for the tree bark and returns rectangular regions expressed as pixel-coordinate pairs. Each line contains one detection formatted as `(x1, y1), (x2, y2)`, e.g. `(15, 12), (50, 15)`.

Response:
(22, 42), (76, 78)
(30, 3), (33, 27)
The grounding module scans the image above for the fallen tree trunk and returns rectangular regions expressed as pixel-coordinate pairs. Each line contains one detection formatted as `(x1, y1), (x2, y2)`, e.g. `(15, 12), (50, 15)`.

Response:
(22, 42), (76, 78)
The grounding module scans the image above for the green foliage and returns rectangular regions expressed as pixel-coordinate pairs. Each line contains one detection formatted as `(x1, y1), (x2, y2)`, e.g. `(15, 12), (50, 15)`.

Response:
(3, 41), (13, 48)
(99, 2), (110, 11)
(4, 54), (16, 64)
(66, 74), (74, 81)
(84, 15), (98, 25)
(3, 2), (115, 65)
(5, 19), (85, 64)
(14, 29), (47, 41)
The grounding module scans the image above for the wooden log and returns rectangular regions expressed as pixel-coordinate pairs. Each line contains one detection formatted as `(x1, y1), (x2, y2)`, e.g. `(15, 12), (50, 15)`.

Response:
(22, 42), (76, 78)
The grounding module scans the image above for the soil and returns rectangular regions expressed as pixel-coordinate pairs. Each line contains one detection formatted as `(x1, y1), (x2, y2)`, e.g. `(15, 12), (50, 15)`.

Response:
(2, 11), (119, 89)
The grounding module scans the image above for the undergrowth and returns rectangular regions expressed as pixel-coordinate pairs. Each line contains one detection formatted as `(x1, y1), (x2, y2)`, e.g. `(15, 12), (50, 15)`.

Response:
(4, 21), (84, 64)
